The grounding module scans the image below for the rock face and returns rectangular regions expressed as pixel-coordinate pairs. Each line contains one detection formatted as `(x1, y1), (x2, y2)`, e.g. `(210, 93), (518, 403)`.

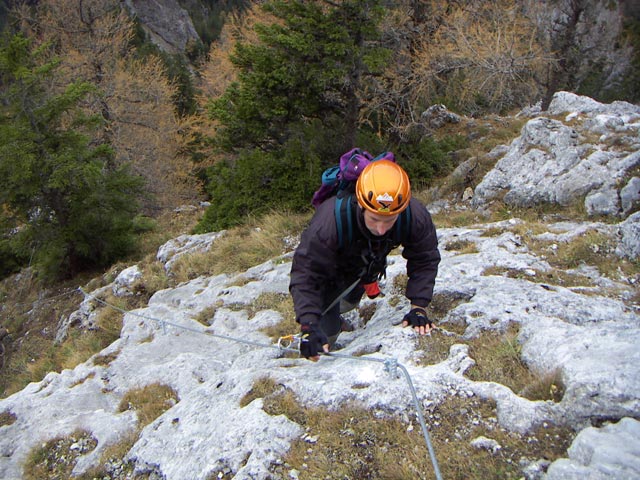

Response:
(473, 92), (640, 218)
(124, 0), (201, 54)
(528, 0), (635, 100)
(0, 214), (639, 479)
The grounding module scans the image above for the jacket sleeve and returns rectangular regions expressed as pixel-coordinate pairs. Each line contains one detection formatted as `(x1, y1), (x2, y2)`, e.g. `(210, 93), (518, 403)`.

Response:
(289, 199), (339, 325)
(402, 198), (441, 308)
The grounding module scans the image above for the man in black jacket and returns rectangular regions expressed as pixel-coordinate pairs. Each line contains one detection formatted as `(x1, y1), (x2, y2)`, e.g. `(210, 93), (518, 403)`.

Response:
(289, 159), (440, 361)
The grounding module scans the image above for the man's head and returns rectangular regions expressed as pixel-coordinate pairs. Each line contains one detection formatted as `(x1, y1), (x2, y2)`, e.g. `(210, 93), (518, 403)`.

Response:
(356, 159), (411, 236)
(356, 159), (411, 214)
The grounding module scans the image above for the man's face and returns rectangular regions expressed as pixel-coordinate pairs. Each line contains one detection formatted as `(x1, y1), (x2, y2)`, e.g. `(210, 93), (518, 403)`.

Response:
(363, 209), (399, 236)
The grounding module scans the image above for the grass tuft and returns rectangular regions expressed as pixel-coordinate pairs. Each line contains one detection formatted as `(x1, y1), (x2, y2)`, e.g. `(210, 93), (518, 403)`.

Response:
(428, 394), (575, 480)
(258, 294), (298, 342)
(23, 429), (97, 480)
(443, 238), (479, 253)
(0, 410), (17, 426)
(75, 432), (140, 480)
(240, 376), (280, 407)
(417, 323), (565, 402)
(283, 402), (436, 479)
(170, 211), (310, 282)
(118, 383), (179, 427)
(466, 325), (565, 401)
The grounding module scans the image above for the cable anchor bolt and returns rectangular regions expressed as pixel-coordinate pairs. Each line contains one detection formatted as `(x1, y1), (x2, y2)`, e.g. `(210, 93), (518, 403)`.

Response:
(384, 357), (399, 378)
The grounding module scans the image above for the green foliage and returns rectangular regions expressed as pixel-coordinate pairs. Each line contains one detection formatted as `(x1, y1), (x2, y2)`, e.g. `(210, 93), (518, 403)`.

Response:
(0, 213), (26, 277)
(196, 140), (322, 231)
(207, 0), (389, 152)
(196, 130), (464, 231)
(161, 52), (199, 116)
(185, 0), (251, 48)
(198, 0), (398, 229)
(132, 215), (157, 233)
(0, 1), (8, 33)
(396, 135), (468, 189)
(0, 33), (143, 280)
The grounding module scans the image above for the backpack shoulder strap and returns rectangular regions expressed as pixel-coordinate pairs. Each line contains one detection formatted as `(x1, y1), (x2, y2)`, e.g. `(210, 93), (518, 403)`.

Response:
(334, 194), (357, 249)
(393, 204), (412, 245)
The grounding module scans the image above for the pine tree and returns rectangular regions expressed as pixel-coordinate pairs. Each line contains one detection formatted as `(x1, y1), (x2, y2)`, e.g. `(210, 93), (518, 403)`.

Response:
(197, 0), (390, 230)
(13, 0), (199, 213)
(207, 0), (389, 154)
(0, 33), (143, 280)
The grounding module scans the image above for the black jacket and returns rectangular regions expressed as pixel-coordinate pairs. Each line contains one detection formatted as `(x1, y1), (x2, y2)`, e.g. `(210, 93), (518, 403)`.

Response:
(289, 196), (440, 325)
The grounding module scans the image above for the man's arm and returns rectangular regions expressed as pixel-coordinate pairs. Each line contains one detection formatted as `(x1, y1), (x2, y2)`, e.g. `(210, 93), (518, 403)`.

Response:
(402, 199), (441, 327)
(289, 199), (339, 326)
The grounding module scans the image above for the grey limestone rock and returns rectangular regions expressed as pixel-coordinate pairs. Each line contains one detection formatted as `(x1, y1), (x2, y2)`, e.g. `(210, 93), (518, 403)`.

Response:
(473, 93), (640, 218)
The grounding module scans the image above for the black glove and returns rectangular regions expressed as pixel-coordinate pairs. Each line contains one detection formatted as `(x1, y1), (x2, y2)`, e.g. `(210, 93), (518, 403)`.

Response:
(403, 307), (433, 329)
(300, 322), (329, 359)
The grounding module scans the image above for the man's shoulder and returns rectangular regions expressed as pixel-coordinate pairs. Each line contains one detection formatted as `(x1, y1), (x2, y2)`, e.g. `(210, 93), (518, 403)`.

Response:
(408, 196), (426, 209)
(308, 196), (340, 236)
(408, 197), (432, 216)
(316, 195), (338, 213)
(406, 197), (436, 233)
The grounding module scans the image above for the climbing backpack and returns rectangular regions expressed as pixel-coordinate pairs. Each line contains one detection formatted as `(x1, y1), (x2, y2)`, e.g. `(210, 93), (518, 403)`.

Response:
(311, 148), (412, 249)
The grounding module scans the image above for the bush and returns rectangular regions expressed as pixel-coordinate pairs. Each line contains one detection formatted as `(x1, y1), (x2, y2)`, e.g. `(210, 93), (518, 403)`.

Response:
(196, 126), (467, 232)
(397, 135), (467, 189)
(0, 238), (25, 279)
(196, 142), (323, 232)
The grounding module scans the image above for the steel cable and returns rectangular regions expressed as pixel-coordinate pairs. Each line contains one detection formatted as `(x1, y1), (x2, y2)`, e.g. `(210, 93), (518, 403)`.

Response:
(79, 287), (443, 479)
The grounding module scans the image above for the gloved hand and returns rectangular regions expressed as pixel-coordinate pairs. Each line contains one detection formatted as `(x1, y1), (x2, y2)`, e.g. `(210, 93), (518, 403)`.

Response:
(402, 307), (434, 335)
(300, 322), (329, 360)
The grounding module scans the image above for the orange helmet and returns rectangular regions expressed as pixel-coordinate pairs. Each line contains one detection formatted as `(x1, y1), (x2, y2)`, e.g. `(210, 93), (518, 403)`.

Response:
(355, 160), (411, 215)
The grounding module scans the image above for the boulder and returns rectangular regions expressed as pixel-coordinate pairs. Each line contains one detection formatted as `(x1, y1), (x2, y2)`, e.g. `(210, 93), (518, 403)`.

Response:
(615, 212), (640, 259)
(473, 93), (640, 217)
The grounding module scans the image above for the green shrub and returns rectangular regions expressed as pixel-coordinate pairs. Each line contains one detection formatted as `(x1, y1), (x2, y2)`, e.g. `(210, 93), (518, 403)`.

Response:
(397, 135), (468, 189)
(196, 145), (322, 231)
(197, 129), (467, 232)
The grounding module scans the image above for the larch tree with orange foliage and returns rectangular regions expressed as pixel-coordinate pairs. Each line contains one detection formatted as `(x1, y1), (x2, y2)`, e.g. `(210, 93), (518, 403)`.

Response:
(13, 0), (200, 214)
(410, 0), (552, 115)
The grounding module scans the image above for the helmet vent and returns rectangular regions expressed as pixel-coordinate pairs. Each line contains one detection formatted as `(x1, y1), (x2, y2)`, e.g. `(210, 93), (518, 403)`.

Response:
(367, 191), (374, 201)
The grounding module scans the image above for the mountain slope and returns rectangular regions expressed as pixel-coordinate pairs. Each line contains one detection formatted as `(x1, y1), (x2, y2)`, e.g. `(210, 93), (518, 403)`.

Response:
(0, 92), (639, 480)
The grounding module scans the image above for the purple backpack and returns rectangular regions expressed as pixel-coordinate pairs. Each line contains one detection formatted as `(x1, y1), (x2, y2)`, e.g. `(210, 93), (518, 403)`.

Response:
(311, 148), (396, 208)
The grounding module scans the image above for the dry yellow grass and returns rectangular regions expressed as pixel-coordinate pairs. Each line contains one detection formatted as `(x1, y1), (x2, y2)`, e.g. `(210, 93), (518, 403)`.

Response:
(118, 383), (179, 427)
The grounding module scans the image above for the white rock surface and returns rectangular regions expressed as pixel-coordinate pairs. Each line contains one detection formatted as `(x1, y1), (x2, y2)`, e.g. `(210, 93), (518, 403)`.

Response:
(113, 265), (143, 297)
(545, 418), (640, 480)
(473, 92), (640, 219)
(1, 218), (639, 479)
(615, 211), (640, 260)
(156, 231), (226, 273)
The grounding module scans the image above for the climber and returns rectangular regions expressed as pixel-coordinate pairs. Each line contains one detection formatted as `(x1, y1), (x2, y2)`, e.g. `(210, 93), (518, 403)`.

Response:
(289, 159), (441, 361)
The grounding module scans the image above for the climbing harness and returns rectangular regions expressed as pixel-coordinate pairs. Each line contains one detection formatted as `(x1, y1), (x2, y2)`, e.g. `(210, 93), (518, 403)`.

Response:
(78, 287), (443, 480)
